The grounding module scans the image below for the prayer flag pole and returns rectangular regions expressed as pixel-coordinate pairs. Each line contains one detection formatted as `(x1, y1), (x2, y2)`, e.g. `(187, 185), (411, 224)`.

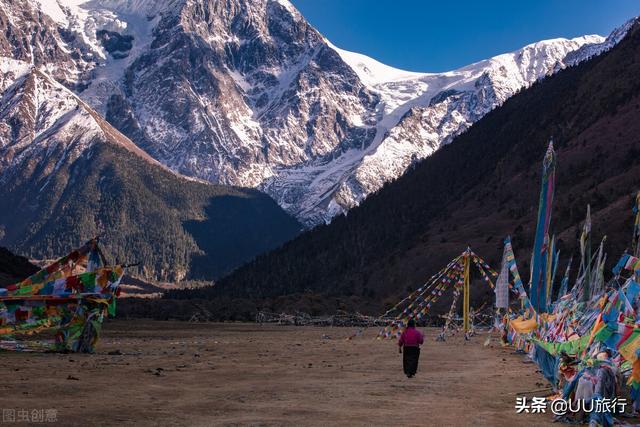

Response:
(529, 140), (556, 312)
(633, 191), (640, 257)
(545, 235), (556, 307)
(463, 248), (471, 333)
(582, 205), (592, 303)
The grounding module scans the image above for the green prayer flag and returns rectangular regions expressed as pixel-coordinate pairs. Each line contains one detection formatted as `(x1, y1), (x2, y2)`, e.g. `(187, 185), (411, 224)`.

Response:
(532, 334), (591, 356)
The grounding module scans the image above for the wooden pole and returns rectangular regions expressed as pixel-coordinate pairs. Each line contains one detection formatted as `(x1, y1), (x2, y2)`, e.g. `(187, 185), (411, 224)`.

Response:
(463, 250), (471, 333)
(582, 205), (591, 303)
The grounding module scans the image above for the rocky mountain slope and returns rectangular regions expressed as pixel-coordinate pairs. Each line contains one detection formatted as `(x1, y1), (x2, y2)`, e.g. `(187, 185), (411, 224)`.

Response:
(168, 19), (640, 316)
(2, 0), (629, 226)
(0, 58), (301, 281)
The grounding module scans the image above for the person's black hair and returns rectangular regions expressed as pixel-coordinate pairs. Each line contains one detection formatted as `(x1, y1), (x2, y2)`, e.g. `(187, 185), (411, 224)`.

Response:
(407, 319), (416, 328)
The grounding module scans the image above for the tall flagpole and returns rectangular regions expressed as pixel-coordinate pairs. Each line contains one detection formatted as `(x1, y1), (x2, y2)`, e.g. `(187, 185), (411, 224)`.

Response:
(582, 205), (592, 303)
(463, 249), (471, 333)
(633, 191), (640, 257)
(529, 140), (556, 312)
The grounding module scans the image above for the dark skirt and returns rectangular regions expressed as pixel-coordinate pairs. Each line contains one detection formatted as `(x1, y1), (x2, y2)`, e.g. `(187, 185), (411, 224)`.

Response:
(403, 346), (420, 377)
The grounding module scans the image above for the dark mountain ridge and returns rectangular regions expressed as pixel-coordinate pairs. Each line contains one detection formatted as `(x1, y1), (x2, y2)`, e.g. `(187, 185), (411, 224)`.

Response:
(0, 246), (38, 287)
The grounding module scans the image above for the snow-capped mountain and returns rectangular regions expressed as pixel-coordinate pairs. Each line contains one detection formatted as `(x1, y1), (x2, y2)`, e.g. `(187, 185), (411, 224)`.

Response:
(0, 0), (631, 226)
(0, 57), (161, 187)
(0, 56), (300, 280)
(325, 35), (613, 219)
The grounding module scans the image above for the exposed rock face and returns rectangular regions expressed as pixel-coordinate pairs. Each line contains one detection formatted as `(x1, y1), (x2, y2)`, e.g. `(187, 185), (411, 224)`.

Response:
(0, 0), (631, 226)
(0, 0), (98, 90)
(96, 30), (134, 58)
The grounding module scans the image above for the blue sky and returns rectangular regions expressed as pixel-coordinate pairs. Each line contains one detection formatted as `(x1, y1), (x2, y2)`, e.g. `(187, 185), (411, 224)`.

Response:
(291, 0), (639, 72)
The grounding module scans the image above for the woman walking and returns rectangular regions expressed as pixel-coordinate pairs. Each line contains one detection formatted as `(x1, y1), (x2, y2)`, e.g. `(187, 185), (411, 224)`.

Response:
(398, 319), (424, 378)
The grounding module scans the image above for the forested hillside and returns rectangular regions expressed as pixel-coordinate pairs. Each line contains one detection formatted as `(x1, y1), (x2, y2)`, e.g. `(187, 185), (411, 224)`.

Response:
(1, 141), (301, 283)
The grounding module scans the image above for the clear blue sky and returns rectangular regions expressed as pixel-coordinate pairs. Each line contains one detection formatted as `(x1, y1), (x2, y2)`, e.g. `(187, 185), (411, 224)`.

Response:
(291, 0), (639, 72)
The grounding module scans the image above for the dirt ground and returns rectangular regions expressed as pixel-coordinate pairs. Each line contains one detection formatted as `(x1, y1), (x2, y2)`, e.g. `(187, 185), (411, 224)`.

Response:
(1, 321), (557, 426)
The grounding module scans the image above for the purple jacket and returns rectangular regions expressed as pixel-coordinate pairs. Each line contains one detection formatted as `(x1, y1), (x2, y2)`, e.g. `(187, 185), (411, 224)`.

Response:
(398, 327), (424, 347)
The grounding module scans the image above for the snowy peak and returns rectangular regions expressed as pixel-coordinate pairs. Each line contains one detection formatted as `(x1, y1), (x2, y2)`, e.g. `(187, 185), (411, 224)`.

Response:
(0, 59), (164, 181)
(332, 34), (605, 96)
(328, 42), (429, 86)
(332, 34), (605, 88)
(564, 17), (638, 67)
(0, 62), (98, 172)
(319, 30), (623, 222)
